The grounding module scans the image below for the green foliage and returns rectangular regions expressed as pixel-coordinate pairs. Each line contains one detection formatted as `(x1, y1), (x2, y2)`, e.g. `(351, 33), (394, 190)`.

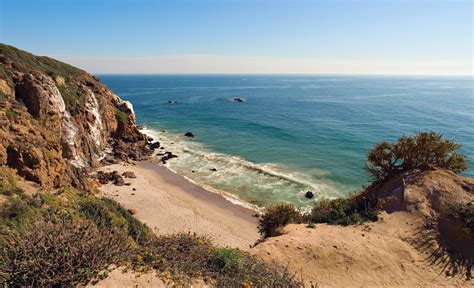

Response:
(213, 247), (243, 271)
(307, 198), (378, 226)
(441, 202), (474, 238)
(57, 84), (84, 106)
(366, 132), (468, 182)
(79, 196), (152, 243)
(134, 233), (302, 287)
(4, 109), (16, 120)
(258, 197), (379, 238)
(258, 203), (303, 238)
(115, 110), (129, 124)
(0, 176), (23, 197)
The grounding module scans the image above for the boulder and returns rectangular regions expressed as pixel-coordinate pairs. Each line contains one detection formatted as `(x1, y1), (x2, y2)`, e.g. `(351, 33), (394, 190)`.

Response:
(122, 171), (137, 178)
(305, 191), (314, 199)
(160, 151), (178, 164)
(184, 132), (194, 138)
(150, 142), (160, 150)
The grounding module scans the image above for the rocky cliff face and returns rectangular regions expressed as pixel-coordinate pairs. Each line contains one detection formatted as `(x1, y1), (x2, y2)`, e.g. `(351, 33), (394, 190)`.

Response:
(0, 44), (151, 190)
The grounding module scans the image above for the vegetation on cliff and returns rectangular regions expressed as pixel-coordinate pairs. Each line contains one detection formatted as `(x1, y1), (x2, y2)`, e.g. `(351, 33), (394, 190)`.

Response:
(365, 131), (468, 182)
(0, 169), (301, 286)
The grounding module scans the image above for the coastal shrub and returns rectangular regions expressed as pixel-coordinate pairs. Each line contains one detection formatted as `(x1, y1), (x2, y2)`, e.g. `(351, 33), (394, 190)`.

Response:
(57, 84), (84, 106)
(307, 198), (378, 226)
(212, 247), (244, 271)
(0, 219), (131, 287)
(4, 109), (16, 120)
(366, 132), (468, 182)
(0, 174), (23, 196)
(78, 196), (152, 243)
(115, 110), (129, 124)
(133, 233), (303, 287)
(0, 186), (302, 287)
(258, 203), (303, 238)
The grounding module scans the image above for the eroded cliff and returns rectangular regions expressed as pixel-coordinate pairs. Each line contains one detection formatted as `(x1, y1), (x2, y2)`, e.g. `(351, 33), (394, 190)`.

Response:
(0, 43), (151, 190)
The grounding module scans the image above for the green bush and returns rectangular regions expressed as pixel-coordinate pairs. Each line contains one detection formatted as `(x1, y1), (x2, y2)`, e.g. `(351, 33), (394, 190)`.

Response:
(115, 110), (129, 124)
(133, 233), (302, 287)
(0, 176), (23, 196)
(212, 247), (243, 271)
(258, 203), (303, 238)
(5, 109), (16, 120)
(366, 132), (467, 182)
(79, 196), (152, 243)
(307, 198), (378, 226)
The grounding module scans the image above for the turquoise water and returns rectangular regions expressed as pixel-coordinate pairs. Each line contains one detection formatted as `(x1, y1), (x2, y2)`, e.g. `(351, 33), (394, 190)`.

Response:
(101, 75), (473, 208)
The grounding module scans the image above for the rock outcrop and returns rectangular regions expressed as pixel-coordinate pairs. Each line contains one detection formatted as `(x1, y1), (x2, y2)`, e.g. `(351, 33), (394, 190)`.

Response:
(0, 43), (151, 190)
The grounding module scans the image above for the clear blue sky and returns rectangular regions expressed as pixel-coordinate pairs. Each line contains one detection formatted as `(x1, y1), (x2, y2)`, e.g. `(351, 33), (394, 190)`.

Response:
(0, 0), (472, 74)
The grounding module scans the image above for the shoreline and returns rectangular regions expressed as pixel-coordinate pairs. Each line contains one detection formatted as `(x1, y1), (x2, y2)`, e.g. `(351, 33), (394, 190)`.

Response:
(139, 161), (260, 221)
(97, 160), (260, 249)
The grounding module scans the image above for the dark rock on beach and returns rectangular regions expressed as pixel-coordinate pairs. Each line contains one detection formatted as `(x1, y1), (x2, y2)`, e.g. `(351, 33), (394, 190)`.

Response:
(184, 132), (194, 138)
(305, 191), (314, 199)
(96, 171), (125, 186)
(149, 141), (161, 150)
(210, 168), (217, 172)
(122, 171), (137, 178)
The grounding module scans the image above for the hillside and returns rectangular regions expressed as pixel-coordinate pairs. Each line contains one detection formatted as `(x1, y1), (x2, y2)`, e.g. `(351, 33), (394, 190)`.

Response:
(252, 169), (474, 286)
(0, 43), (151, 190)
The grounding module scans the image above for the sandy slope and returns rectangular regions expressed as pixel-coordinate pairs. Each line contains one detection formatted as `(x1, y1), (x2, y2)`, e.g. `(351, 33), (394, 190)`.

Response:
(252, 214), (469, 287)
(97, 161), (260, 249)
(252, 170), (474, 287)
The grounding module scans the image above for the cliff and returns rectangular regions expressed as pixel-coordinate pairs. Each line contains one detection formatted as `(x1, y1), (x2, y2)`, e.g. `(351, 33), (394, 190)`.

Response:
(0, 43), (151, 190)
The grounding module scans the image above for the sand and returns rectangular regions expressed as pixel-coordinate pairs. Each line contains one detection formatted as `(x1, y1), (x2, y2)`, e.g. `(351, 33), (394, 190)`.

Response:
(252, 212), (470, 287)
(97, 161), (260, 249)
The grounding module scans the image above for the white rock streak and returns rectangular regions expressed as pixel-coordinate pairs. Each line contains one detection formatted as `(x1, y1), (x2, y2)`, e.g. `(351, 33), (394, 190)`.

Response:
(85, 89), (104, 148)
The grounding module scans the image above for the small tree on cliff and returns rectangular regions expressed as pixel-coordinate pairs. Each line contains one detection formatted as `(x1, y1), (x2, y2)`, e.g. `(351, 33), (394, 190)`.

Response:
(366, 131), (468, 182)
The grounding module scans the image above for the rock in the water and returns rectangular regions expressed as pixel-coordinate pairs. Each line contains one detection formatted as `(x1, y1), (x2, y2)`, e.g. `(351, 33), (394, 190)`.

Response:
(227, 97), (245, 103)
(210, 168), (217, 172)
(160, 151), (178, 164)
(305, 191), (314, 199)
(168, 100), (178, 104)
(122, 171), (137, 178)
(184, 132), (194, 138)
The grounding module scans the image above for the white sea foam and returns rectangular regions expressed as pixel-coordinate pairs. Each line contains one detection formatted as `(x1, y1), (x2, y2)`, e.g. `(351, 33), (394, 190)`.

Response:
(141, 127), (343, 209)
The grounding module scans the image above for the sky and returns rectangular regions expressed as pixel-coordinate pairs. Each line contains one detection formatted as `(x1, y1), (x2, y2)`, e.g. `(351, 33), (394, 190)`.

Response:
(0, 0), (472, 75)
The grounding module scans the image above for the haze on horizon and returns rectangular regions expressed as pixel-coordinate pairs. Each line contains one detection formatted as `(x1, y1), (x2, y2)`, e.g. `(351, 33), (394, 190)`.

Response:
(0, 0), (472, 75)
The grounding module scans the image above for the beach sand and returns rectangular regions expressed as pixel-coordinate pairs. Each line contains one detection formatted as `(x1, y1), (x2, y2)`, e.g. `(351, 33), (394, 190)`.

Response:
(97, 161), (260, 249)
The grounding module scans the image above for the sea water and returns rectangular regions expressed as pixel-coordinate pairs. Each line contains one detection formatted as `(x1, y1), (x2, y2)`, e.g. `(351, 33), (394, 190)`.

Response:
(101, 75), (473, 208)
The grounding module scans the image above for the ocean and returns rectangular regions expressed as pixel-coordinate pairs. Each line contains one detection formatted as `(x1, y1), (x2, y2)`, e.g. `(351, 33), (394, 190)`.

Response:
(100, 75), (473, 208)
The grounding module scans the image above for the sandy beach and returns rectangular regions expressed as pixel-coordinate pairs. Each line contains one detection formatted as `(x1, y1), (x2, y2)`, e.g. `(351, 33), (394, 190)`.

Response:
(97, 161), (260, 249)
